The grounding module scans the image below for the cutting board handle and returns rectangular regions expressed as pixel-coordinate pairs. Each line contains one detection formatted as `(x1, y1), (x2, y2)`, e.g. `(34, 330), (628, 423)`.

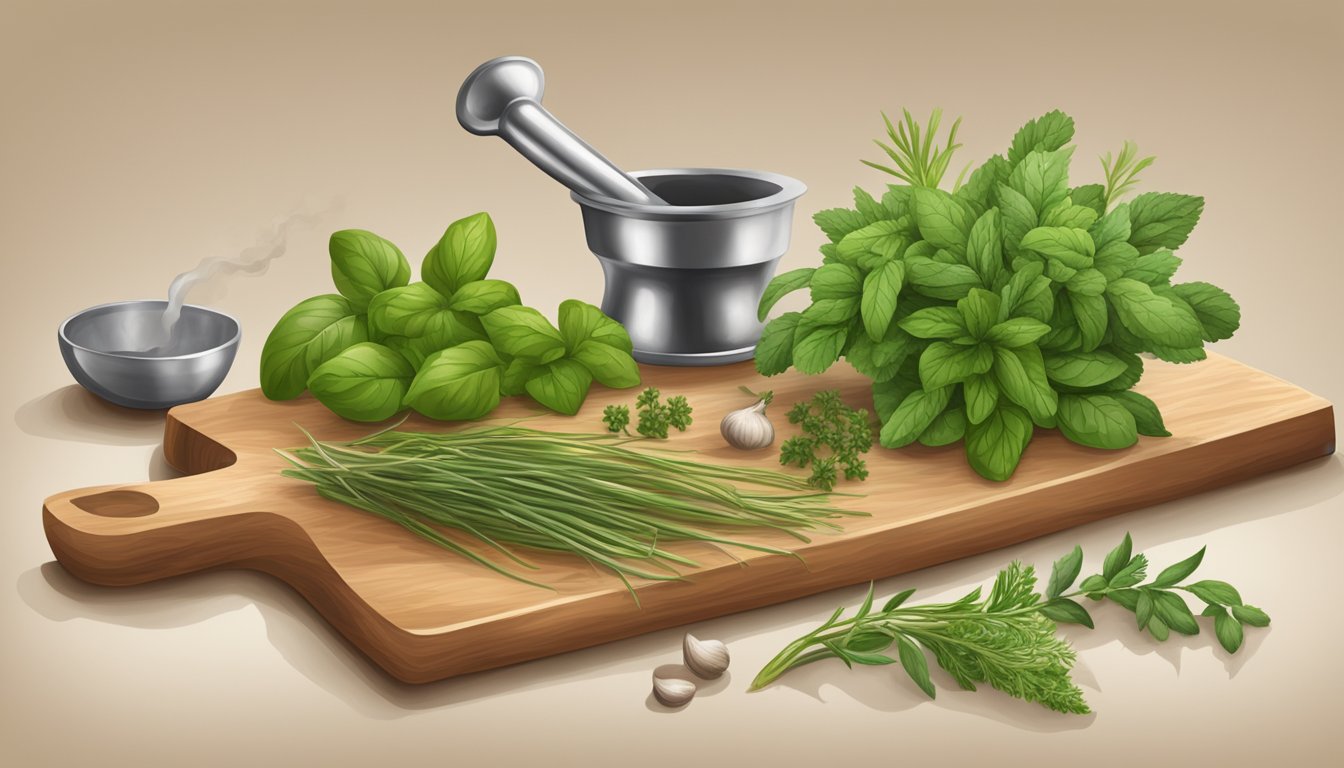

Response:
(42, 467), (296, 587)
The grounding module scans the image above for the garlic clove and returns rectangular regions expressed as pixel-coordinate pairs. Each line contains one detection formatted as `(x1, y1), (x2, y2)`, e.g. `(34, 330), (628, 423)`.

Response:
(683, 633), (730, 679)
(720, 399), (775, 450)
(652, 673), (696, 707)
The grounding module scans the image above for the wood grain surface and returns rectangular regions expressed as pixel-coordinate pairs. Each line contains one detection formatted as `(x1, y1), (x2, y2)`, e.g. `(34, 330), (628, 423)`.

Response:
(41, 353), (1335, 683)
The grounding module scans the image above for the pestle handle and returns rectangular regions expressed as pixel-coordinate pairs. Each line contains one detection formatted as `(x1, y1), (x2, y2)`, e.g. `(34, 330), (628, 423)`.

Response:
(456, 56), (666, 206)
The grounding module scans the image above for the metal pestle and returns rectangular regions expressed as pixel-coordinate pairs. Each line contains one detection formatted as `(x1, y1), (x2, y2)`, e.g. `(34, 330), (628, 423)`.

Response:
(456, 56), (667, 205)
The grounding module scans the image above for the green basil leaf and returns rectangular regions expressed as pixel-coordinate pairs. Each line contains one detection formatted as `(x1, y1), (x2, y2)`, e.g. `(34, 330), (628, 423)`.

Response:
(1187, 580), (1242, 607)
(500, 358), (544, 396)
(1039, 598), (1094, 629)
(1094, 240), (1140, 282)
(861, 260), (904, 342)
(1170, 281), (1240, 342)
(1127, 192), (1203, 255)
(792, 320), (848, 375)
(524, 358), (593, 415)
(956, 155), (1009, 213)
(879, 385), (952, 448)
(1211, 606), (1244, 653)
(1079, 574), (1110, 596)
(1069, 292), (1108, 353)
(964, 402), (1033, 481)
(1007, 147), (1073, 215)
(755, 312), (801, 376)
(447, 279), (521, 315)
(328, 230), (411, 312)
(1152, 547), (1206, 588)
(905, 255), (982, 301)
(1106, 278), (1206, 348)
(1066, 268), (1107, 297)
(963, 372), (999, 425)
(571, 339), (640, 389)
(1057, 393), (1139, 449)
(991, 345), (1058, 422)
(368, 283), (452, 338)
(1102, 534), (1134, 581)
(1041, 199), (1099, 231)
(813, 207), (868, 243)
(895, 635), (937, 699)
(1007, 110), (1075, 167)
(957, 288), (1001, 339)
(260, 294), (367, 400)
(920, 341), (993, 389)
(1020, 226), (1095, 268)
(911, 187), (975, 252)
(872, 367), (921, 423)
(836, 220), (908, 266)
(1090, 202), (1132, 249)
(556, 299), (632, 355)
(1044, 351), (1127, 388)
(481, 305), (567, 363)
(757, 267), (815, 321)
(1047, 545), (1084, 599)
(403, 340), (503, 420)
(1146, 614), (1170, 641)
(995, 183), (1037, 256)
(1150, 589), (1200, 635)
(802, 297), (860, 325)
(1068, 184), (1106, 216)
(1112, 390), (1170, 436)
(984, 318), (1050, 348)
(1135, 590), (1155, 629)
(899, 306), (967, 339)
(1231, 605), (1270, 627)
(1125, 249), (1182, 286)
(852, 187), (887, 224)
(307, 342), (415, 422)
(918, 406), (967, 447)
(965, 207), (1003, 286)
(810, 263), (863, 300)
(423, 212), (497, 298)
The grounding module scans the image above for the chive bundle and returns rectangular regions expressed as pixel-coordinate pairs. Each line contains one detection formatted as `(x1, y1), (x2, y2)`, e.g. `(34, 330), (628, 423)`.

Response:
(278, 424), (858, 595)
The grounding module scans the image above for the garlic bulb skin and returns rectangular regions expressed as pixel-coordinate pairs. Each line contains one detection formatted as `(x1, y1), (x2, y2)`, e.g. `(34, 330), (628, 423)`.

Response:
(683, 633), (730, 679)
(652, 674), (696, 707)
(720, 400), (774, 450)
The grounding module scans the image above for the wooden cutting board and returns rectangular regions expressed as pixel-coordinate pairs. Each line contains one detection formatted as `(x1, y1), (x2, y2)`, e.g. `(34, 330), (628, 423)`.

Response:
(42, 353), (1334, 683)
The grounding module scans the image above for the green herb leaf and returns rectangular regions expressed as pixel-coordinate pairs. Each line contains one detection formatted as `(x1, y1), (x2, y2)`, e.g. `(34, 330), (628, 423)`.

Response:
(755, 312), (801, 376)
(984, 318), (1050, 348)
(963, 372), (999, 425)
(524, 358), (593, 415)
(1210, 605), (1244, 653)
(920, 341), (993, 389)
(1007, 147), (1073, 215)
(447, 279), (521, 315)
(1127, 193), (1203, 255)
(260, 295), (367, 400)
(810, 263), (864, 301)
(899, 306), (967, 339)
(911, 187), (975, 252)
(964, 402), (1033, 481)
(557, 299), (632, 354)
(919, 406), (967, 447)
(1020, 227), (1095, 268)
(758, 268), (816, 321)
(992, 345), (1058, 423)
(965, 208), (1004, 285)
(882, 588), (917, 612)
(957, 288), (1001, 339)
(368, 283), (474, 340)
(1125, 249), (1182, 286)
(1187, 580), (1242, 606)
(1007, 110), (1075, 167)
(422, 212), (497, 298)
(307, 342), (415, 422)
(1170, 282), (1241, 341)
(792, 321), (848, 375)
(837, 220), (908, 266)
(1106, 278), (1206, 349)
(1231, 605), (1271, 627)
(880, 386), (953, 448)
(814, 208), (869, 243)
(1152, 547), (1206, 587)
(861, 260), (905, 341)
(1047, 545), (1084, 599)
(895, 635), (937, 699)
(1102, 534), (1133, 581)
(1039, 598), (1094, 628)
(1057, 394), (1138, 449)
(1044, 351), (1128, 388)
(1150, 589), (1200, 635)
(571, 340), (640, 388)
(328, 230), (411, 313)
(1111, 391), (1170, 437)
(905, 255), (983, 301)
(403, 340), (503, 420)
(481, 306), (567, 363)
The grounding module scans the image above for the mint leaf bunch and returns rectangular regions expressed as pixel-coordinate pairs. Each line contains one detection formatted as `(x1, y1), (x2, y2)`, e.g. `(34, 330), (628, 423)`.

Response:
(756, 110), (1240, 481)
(260, 212), (640, 421)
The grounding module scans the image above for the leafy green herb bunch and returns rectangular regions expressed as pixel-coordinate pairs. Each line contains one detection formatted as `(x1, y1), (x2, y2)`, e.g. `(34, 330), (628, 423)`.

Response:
(755, 110), (1240, 480)
(260, 212), (640, 421)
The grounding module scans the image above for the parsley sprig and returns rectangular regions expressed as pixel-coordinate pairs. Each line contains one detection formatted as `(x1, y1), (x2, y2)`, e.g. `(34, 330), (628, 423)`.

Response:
(752, 534), (1270, 714)
(778, 390), (872, 490)
(602, 388), (693, 439)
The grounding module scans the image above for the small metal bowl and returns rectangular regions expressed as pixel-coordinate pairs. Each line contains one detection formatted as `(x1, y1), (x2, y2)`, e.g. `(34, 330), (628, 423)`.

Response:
(58, 300), (240, 410)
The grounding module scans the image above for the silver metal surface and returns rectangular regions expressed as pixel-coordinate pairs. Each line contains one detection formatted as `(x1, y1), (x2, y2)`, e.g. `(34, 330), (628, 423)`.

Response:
(456, 56), (666, 205)
(58, 300), (240, 409)
(573, 169), (806, 365)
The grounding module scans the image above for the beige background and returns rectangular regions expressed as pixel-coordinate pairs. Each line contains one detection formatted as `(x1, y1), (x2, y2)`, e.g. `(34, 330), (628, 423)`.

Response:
(3, 0), (1342, 765)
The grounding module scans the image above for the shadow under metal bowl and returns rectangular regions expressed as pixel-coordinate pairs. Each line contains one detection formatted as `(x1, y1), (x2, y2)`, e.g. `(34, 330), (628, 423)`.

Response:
(58, 300), (240, 410)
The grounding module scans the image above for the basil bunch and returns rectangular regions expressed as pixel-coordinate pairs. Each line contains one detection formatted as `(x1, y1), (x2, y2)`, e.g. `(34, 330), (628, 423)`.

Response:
(756, 110), (1240, 481)
(260, 212), (639, 421)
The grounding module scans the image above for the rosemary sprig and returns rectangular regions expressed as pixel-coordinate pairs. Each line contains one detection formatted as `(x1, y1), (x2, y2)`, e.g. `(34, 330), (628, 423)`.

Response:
(279, 424), (860, 598)
(863, 108), (966, 190)
(1100, 139), (1155, 209)
(751, 534), (1270, 713)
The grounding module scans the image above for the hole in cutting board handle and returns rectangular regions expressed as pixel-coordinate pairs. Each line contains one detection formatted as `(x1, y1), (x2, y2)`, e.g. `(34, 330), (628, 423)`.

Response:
(71, 490), (159, 518)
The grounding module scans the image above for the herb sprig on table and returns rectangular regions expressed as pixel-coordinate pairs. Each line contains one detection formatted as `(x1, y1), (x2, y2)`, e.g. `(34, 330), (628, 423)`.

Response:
(755, 109), (1241, 481)
(751, 534), (1269, 713)
(778, 390), (872, 490)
